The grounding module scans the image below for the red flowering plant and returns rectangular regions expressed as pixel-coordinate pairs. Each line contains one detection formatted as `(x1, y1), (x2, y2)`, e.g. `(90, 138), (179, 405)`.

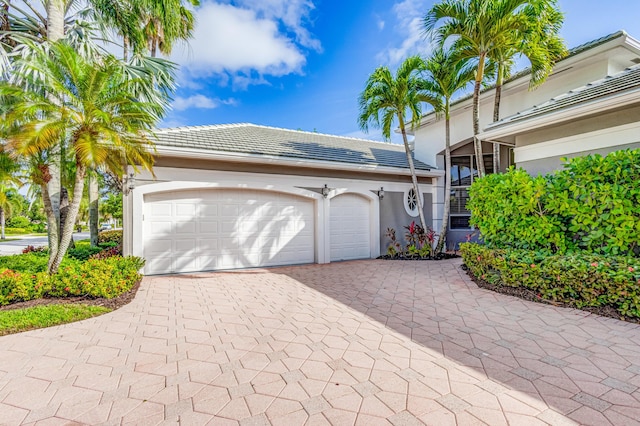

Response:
(404, 221), (437, 258)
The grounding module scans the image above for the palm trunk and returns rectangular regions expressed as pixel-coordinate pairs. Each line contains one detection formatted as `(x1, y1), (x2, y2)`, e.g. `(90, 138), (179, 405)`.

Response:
(46, 0), (64, 41)
(40, 182), (59, 272)
(492, 65), (504, 173)
(45, 0), (65, 270)
(473, 54), (486, 178)
(123, 36), (129, 61)
(0, 207), (5, 240)
(436, 102), (451, 254)
(49, 164), (87, 274)
(398, 116), (428, 234)
(89, 172), (99, 246)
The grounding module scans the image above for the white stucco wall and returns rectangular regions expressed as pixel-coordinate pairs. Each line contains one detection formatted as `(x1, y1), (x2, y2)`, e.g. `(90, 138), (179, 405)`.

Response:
(515, 122), (640, 174)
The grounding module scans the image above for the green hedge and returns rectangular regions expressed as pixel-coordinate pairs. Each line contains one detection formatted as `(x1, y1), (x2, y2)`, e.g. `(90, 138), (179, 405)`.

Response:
(98, 230), (122, 246)
(67, 245), (105, 261)
(468, 149), (640, 256)
(460, 243), (640, 318)
(4, 227), (30, 235)
(0, 256), (145, 306)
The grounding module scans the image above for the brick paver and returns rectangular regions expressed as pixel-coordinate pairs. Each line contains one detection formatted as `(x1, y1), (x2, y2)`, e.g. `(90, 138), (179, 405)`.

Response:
(1, 259), (639, 425)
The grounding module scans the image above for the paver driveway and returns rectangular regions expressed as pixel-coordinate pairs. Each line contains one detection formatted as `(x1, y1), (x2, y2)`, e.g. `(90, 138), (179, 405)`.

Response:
(1, 259), (639, 425)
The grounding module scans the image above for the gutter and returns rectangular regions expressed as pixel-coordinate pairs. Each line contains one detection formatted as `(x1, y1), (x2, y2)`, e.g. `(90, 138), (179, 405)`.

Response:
(152, 145), (444, 178)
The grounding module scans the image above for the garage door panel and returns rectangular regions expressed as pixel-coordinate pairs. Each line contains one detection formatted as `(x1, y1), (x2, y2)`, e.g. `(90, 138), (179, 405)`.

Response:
(151, 203), (172, 217)
(199, 221), (219, 234)
(175, 220), (197, 234)
(146, 239), (172, 255)
(176, 203), (197, 216)
(221, 205), (239, 216)
(174, 257), (198, 273)
(330, 194), (371, 262)
(149, 221), (173, 235)
(198, 238), (219, 251)
(146, 257), (173, 275)
(200, 204), (219, 216)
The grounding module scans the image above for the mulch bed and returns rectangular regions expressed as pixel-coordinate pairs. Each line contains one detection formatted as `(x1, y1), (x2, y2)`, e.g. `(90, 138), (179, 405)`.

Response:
(462, 265), (640, 324)
(0, 280), (142, 312)
(378, 252), (460, 261)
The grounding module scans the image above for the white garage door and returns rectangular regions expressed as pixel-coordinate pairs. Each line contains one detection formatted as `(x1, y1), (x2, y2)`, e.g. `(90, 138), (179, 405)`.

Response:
(330, 193), (371, 261)
(143, 189), (315, 274)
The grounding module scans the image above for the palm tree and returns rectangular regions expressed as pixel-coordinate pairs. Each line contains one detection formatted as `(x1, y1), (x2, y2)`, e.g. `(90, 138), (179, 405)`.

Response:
(359, 55), (441, 232)
(0, 41), (167, 273)
(1, 0), (189, 250)
(420, 48), (476, 253)
(424, 0), (563, 178)
(488, 2), (566, 171)
(140, 0), (199, 57)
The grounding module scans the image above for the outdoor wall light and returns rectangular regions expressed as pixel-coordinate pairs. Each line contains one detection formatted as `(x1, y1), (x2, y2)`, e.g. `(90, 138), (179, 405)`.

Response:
(125, 173), (135, 194)
(321, 184), (329, 198)
(377, 187), (384, 199)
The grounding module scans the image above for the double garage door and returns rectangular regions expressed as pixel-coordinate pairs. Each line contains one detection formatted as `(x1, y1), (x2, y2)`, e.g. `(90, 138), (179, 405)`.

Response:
(143, 189), (370, 275)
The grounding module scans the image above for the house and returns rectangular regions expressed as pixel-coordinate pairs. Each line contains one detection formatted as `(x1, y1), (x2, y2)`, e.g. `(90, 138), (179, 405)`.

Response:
(122, 123), (443, 275)
(411, 30), (640, 248)
(122, 31), (640, 274)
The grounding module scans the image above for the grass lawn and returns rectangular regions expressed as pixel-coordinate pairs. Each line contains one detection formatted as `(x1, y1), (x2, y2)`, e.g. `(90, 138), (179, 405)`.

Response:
(0, 304), (111, 336)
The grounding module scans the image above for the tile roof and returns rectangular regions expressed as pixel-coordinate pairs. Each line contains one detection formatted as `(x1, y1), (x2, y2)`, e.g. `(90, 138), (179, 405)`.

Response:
(153, 123), (434, 171)
(486, 64), (640, 129)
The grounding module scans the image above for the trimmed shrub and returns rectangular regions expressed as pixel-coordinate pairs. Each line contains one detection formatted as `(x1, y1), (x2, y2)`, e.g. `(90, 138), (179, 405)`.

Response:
(0, 253), (50, 273)
(0, 270), (50, 305)
(460, 243), (640, 319)
(48, 256), (144, 299)
(546, 150), (640, 256)
(4, 227), (29, 235)
(98, 230), (122, 246)
(0, 256), (145, 305)
(67, 245), (104, 261)
(467, 169), (567, 253)
(90, 246), (122, 260)
(7, 216), (31, 230)
(468, 149), (640, 256)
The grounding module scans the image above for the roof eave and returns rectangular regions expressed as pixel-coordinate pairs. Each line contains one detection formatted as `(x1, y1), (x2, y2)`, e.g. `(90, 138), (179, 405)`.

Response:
(478, 88), (640, 141)
(153, 145), (443, 178)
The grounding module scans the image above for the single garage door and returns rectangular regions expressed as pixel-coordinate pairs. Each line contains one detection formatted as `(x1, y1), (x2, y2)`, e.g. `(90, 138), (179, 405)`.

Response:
(143, 189), (315, 274)
(330, 193), (371, 261)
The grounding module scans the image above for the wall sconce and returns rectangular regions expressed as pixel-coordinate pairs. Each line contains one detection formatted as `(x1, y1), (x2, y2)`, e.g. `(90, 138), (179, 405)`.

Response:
(321, 184), (329, 198)
(376, 187), (384, 199)
(124, 173), (135, 195)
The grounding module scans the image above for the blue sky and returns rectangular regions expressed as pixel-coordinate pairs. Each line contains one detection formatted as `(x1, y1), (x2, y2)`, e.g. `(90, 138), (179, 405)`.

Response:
(164, 0), (640, 141)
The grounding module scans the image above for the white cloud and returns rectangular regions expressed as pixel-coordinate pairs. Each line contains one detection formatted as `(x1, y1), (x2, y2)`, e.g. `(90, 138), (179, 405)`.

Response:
(173, 1), (320, 88)
(233, 0), (322, 52)
(172, 95), (238, 111)
(376, 0), (433, 66)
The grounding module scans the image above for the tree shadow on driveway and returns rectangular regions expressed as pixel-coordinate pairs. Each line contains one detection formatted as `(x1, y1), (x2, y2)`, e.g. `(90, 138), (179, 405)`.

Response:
(277, 258), (640, 426)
